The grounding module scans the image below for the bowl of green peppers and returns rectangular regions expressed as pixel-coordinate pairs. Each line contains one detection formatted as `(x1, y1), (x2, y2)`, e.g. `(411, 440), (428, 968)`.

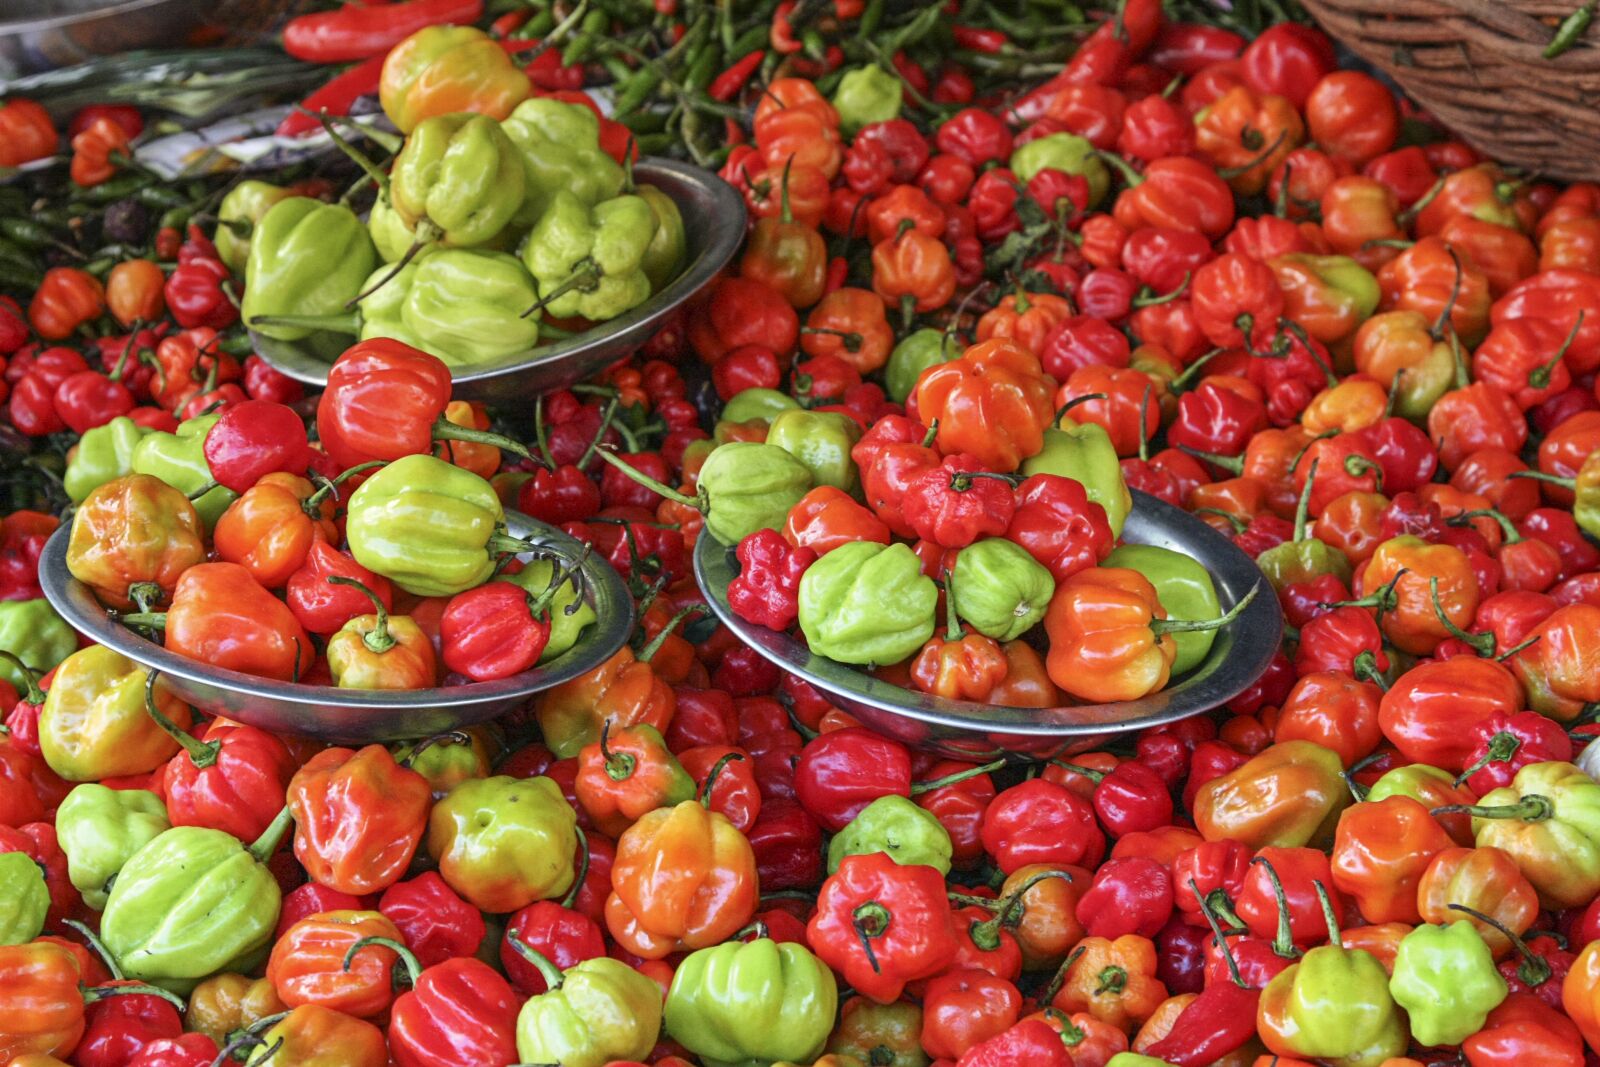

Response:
(38, 512), (635, 742)
(695, 490), (1283, 761)
(245, 156), (746, 405)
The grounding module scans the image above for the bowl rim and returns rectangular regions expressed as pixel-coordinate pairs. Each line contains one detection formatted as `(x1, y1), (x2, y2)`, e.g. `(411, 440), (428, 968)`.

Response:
(694, 488), (1283, 737)
(39, 510), (635, 709)
(247, 157), (747, 390)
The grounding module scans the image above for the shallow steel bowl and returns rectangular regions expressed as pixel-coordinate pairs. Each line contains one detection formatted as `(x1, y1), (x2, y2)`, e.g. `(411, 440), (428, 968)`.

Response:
(249, 158), (746, 405)
(0, 0), (299, 74)
(695, 489), (1282, 761)
(40, 513), (633, 742)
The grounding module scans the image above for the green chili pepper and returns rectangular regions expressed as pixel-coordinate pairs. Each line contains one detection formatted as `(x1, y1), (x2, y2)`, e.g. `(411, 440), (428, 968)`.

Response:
(346, 454), (527, 598)
(242, 198), (377, 342)
(721, 388), (801, 424)
(665, 938), (839, 1066)
(1388, 920), (1507, 1046)
(390, 113), (526, 249)
(56, 783), (171, 910)
(501, 99), (626, 228)
(100, 808), (292, 993)
(950, 538), (1054, 642)
(213, 180), (290, 274)
(1104, 544), (1221, 675)
(66, 415), (151, 503)
(885, 328), (957, 404)
(1010, 131), (1110, 207)
(798, 541), (938, 665)
(131, 415), (237, 530)
(832, 64), (903, 135)
(0, 599), (78, 694)
(1545, 0), (1596, 58)
(521, 191), (659, 322)
(827, 794), (953, 874)
(1020, 419), (1132, 537)
(0, 851), (49, 946)
(765, 409), (863, 493)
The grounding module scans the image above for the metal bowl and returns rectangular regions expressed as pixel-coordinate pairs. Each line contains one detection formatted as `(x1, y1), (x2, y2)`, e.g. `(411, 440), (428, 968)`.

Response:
(40, 512), (634, 742)
(695, 490), (1282, 761)
(0, 0), (300, 74)
(249, 159), (747, 405)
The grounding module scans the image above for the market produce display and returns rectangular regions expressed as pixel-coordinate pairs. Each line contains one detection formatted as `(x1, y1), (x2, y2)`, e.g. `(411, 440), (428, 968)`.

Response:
(6, 0), (1600, 1064)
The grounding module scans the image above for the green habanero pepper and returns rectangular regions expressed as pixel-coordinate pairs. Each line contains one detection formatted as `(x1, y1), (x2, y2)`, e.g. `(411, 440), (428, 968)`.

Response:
(131, 414), (237, 530)
(213, 180), (290, 275)
(501, 99), (625, 228)
(512, 948), (662, 1067)
(1388, 920), (1507, 1046)
(665, 937), (840, 1067)
(0, 598), (77, 694)
(499, 558), (596, 663)
(346, 454), (525, 597)
(601, 441), (814, 547)
(39, 646), (192, 783)
(798, 541), (938, 665)
(636, 183), (687, 292)
(722, 387), (801, 425)
(359, 248), (541, 365)
(390, 112), (525, 249)
(950, 538), (1055, 642)
(368, 197), (419, 264)
(1254, 459), (1353, 592)
(766, 408), (862, 494)
(0, 851), (49, 945)
(100, 808), (292, 993)
(56, 783), (171, 910)
(1259, 882), (1407, 1066)
(1009, 132), (1110, 208)
(242, 198), (377, 342)
(427, 775), (578, 913)
(66, 415), (151, 503)
(885, 328), (957, 404)
(1020, 419), (1132, 538)
(1104, 544), (1221, 675)
(832, 65), (902, 136)
(1106, 1056), (1176, 1067)
(827, 794), (953, 875)
(522, 190), (659, 322)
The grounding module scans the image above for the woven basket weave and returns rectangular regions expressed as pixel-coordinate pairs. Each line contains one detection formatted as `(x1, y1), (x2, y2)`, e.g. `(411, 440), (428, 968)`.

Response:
(1299, 0), (1600, 181)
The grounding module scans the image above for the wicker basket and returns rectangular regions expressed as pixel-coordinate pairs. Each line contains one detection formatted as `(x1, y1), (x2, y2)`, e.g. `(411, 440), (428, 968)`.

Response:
(1299, 0), (1600, 181)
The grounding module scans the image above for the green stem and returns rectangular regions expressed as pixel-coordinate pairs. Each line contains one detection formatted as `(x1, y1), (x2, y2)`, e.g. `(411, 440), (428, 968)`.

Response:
(910, 757), (1006, 795)
(433, 416), (535, 462)
(326, 576), (395, 654)
(595, 448), (700, 509)
(246, 311), (361, 335)
(1431, 796), (1555, 823)
(1148, 584), (1260, 635)
(505, 933), (566, 990)
(342, 935), (422, 988)
(143, 670), (217, 769)
(248, 806), (294, 864)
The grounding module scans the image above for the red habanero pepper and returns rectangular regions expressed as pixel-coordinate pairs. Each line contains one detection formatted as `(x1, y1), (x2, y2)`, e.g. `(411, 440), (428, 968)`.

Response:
(727, 528), (815, 631)
(379, 871), (487, 969)
(808, 852), (959, 1003)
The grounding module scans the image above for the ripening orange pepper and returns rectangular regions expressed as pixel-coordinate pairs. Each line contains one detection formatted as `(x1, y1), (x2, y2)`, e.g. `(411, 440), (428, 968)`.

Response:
(1050, 934), (1168, 1033)
(1043, 567), (1179, 704)
(1312, 490), (1388, 567)
(871, 230), (957, 319)
(287, 745), (433, 896)
(1513, 603), (1600, 721)
(1376, 235), (1492, 344)
(379, 25), (529, 133)
(1194, 85), (1304, 195)
(66, 474), (207, 611)
(266, 911), (404, 1018)
(915, 338), (1056, 473)
(536, 646), (678, 759)
(784, 486), (892, 556)
(975, 291), (1076, 359)
(104, 259), (166, 328)
(0, 941), (89, 1058)
(1416, 846), (1538, 959)
(69, 116), (130, 187)
(801, 287), (896, 374)
(987, 641), (1063, 709)
(1299, 376), (1387, 436)
(1358, 535), (1480, 656)
(1328, 795), (1451, 924)
(29, 267), (105, 341)
(605, 799), (758, 959)
(1193, 740), (1350, 850)
(212, 473), (337, 590)
(1272, 671), (1383, 769)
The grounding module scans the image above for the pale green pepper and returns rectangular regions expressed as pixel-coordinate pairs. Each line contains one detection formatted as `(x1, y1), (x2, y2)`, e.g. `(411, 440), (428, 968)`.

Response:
(522, 190), (659, 322)
(766, 409), (862, 493)
(833, 65), (902, 135)
(390, 112), (525, 248)
(1389, 920), (1507, 1046)
(1020, 419), (1132, 538)
(56, 783), (171, 910)
(0, 851), (48, 945)
(885, 328), (957, 404)
(359, 247), (542, 365)
(130, 414), (237, 529)
(213, 180), (290, 274)
(501, 98), (625, 228)
(827, 795), (952, 875)
(65, 415), (150, 503)
(798, 542), (937, 665)
(1010, 132), (1110, 207)
(242, 198), (376, 342)
(950, 538), (1055, 642)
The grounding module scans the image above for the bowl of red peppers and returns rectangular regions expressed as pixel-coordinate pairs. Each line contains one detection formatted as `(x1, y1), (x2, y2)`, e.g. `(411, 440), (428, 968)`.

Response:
(39, 506), (635, 742)
(696, 487), (1281, 761)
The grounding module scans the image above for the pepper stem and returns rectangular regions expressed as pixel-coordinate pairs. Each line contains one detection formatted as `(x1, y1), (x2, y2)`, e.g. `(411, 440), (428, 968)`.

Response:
(1048, 760), (1105, 784)
(851, 900), (891, 974)
(1432, 795), (1556, 822)
(1251, 857), (1300, 959)
(1188, 878), (1247, 988)
(326, 576), (395, 654)
(595, 447), (700, 509)
(521, 262), (601, 319)
(1446, 902), (1551, 987)
(142, 669), (217, 769)
(82, 982), (188, 1010)
(636, 603), (705, 664)
(303, 461), (386, 513)
(1529, 312), (1584, 389)
(941, 575), (962, 643)
(599, 721), (636, 782)
(505, 933), (566, 990)
(342, 935), (422, 988)
(0, 650), (45, 705)
(248, 806), (294, 864)
(700, 751), (746, 808)
(909, 757), (1006, 795)
(117, 611), (168, 630)
(1148, 583), (1260, 636)
(1430, 576), (1495, 657)
(559, 832), (591, 910)
(433, 416), (535, 462)
(246, 312), (362, 335)
(63, 918), (123, 980)
(1312, 879), (1342, 944)
(1289, 457), (1317, 543)
(343, 220), (442, 309)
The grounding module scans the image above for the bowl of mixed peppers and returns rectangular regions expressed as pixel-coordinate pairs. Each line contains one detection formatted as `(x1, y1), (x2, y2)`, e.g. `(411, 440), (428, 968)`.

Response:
(7, 0), (1600, 1064)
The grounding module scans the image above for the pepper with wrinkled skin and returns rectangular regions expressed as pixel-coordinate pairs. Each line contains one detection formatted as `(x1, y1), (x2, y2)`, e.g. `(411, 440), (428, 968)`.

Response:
(242, 198), (376, 342)
(1021, 420), (1133, 538)
(64, 473), (204, 613)
(55, 783), (169, 910)
(38, 646), (192, 782)
(827, 794), (953, 875)
(500, 98), (625, 227)
(428, 775), (578, 913)
(798, 541), (938, 665)
(665, 937), (840, 1067)
(766, 408), (862, 493)
(288, 745), (433, 896)
(521, 191), (659, 322)
(0, 851), (48, 945)
(246, 1003), (388, 1067)
(130, 416), (237, 530)
(1459, 760), (1600, 909)
(1194, 740), (1351, 850)
(99, 808), (292, 993)
(214, 180), (290, 274)
(356, 248), (543, 364)
(950, 537), (1055, 643)
(64, 416), (150, 503)
(1389, 920), (1507, 1046)
(497, 557), (595, 663)
(390, 112), (524, 249)
(380, 24), (529, 134)
(1010, 131), (1110, 207)
(601, 441), (813, 547)
(511, 947), (661, 1067)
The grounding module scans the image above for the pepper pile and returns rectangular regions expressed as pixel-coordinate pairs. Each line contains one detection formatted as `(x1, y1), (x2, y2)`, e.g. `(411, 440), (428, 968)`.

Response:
(9, 0), (1600, 1064)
